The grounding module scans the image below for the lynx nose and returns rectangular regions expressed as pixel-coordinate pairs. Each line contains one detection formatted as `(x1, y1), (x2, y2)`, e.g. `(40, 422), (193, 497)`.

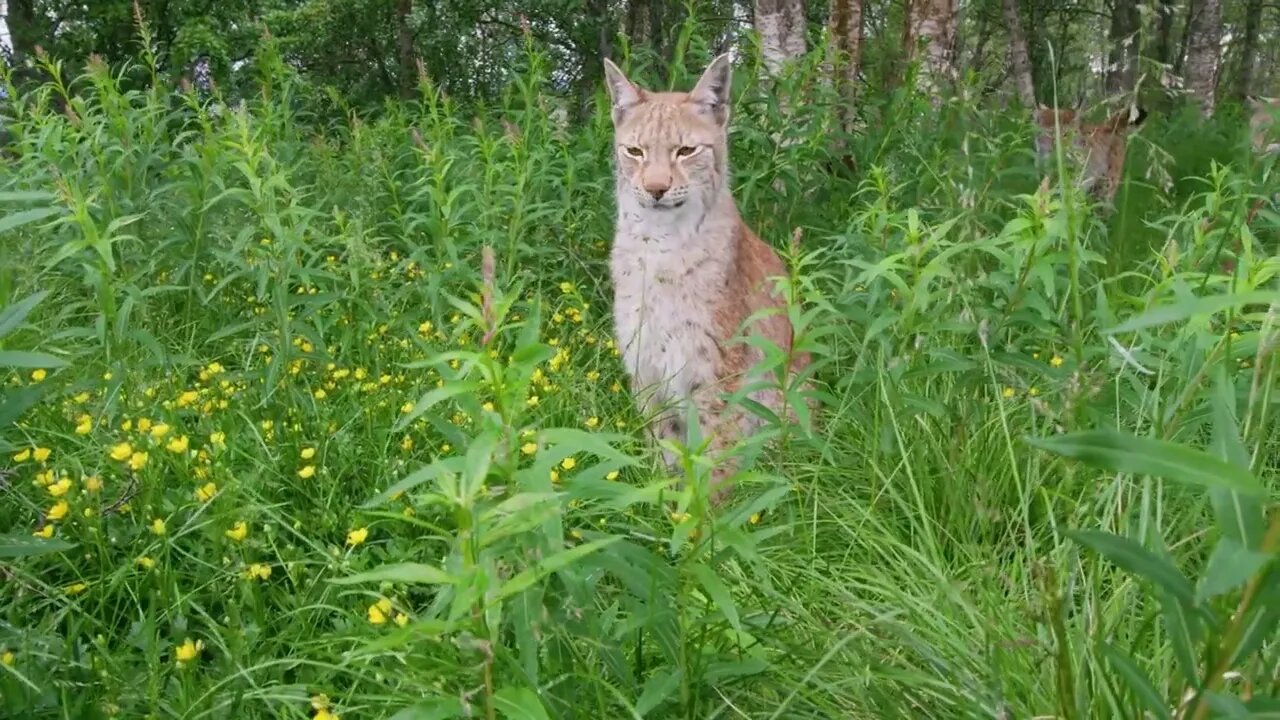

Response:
(648, 186), (667, 200)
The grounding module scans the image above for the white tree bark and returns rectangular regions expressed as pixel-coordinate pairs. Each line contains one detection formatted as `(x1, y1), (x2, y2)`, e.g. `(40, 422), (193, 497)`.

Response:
(1001, 0), (1035, 107)
(1184, 0), (1221, 115)
(907, 0), (957, 98)
(826, 0), (863, 129)
(755, 0), (807, 75)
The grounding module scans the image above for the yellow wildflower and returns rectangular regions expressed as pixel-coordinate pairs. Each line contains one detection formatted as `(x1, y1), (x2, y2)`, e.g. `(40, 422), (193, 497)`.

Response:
(150, 423), (170, 439)
(749, 512), (762, 525)
(150, 518), (167, 535)
(243, 563), (272, 581)
(313, 388), (327, 400)
(47, 501), (69, 521)
(559, 281), (573, 293)
(585, 416), (599, 429)
(176, 390), (199, 407)
(1, 650), (13, 666)
(606, 470), (619, 481)
(65, 582), (87, 595)
(136, 418), (152, 433)
(526, 395), (539, 407)
(109, 442), (134, 461)
(31, 369), (47, 382)
(128, 451), (149, 471)
(367, 597), (392, 625)
(399, 401), (413, 414)
(1002, 387), (1015, 398)
(346, 527), (368, 546)
(84, 476), (102, 492)
(521, 442), (537, 455)
(300, 447), (316, 460)
(418, 320), (433, 335)
(75, 415), (93, 434)
(47, 477), (72, 497)
(12, 448), (31, 462)
(400, 435), (414, 451)
(1029, 387), (1040, 396)
(174, 638), (203, 666)
(73, 391), (90, 403)
(561, 457), (576, 470)
(137, 556), (156, 570)
(33, 524), (54, 538)
(297, 465), (316, 479)
(394, 612), (409, 627)
(210, 431), (226, 449)
(167, 435), (190, 453)
(33, 447), (51, 463)
(670, 511), (689, 524)
(1050, 355), (1064, 368)
(195, 482), (217, 502)
(225, 521), (248, 542)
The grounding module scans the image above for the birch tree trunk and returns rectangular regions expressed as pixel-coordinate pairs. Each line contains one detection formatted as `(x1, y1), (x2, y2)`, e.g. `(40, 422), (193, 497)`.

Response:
(1002, 0), (1035, 106)
(826, 0), (864, 130)
(1105, 0), (1140, 95)
(395, 0), (415, 99)
(755, 0), (807, 75)
(1236, 0), (1262, 98)
(1149, 0), (1176, 65)
(906, 0), (957, 98)
(1184, 0), (1221, 115)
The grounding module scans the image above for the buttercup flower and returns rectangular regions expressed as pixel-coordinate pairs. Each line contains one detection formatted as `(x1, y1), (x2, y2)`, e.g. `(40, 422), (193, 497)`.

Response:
(346, 527), (368, 546)
(47, 501), (69, 521)
(47, 477), (72, 497)
(167, 435), (190, 453)
(150, 518), (167, 536)
(84, 476), (102, 492)
(243, 563), (272, 581)
(31, 369), (47, 382)
(367, 597), (392, 625)
(137, 556), (156, 569)
(300, 447), (316, 460)
(1050, 355), (1064, 368)
(297, 465), (316, 479)
(137, 418), (153, 433)
(12, 448), (31, 462)
(174, 638), (204, 667)
(394, 612), (409, 627)
(109, 442), (133, 461)
(176, 390), (199, 407)
(149, 423), (170, 439)
(560, 457), (576, 470)
(1002, 387), (1015, 398)
(33, 447), (51, 463)
(225, 521), (248, 542)
(33, 525), (54, 538)
(195, 482), (217, 502)
(521, 442), (537, 455)
(605, 470), (619, 481)
(210, 431), (226, 449)
(75, 415), (93, 434)
(1, 650), (13, 666)
(128, 451), (149, 471)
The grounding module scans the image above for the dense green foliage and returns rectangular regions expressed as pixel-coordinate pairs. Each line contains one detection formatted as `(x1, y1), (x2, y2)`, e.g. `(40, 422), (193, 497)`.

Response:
(1, 18), (1278, 720)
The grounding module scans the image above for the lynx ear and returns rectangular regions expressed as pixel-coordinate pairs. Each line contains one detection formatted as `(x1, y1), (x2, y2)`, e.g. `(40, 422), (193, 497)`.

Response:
(690, 53), (732, 126)
(603, 58), (642, 124)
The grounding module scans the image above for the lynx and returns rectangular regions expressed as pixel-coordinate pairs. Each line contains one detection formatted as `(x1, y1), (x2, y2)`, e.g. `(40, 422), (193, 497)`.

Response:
(1247, 96), (1280, 156)
(602, 54), (809, 502)
(1034, 104), (1148, 206)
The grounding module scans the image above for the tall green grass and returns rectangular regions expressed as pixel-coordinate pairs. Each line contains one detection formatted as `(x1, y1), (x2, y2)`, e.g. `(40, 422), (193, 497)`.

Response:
(1, 28), (1277, 720)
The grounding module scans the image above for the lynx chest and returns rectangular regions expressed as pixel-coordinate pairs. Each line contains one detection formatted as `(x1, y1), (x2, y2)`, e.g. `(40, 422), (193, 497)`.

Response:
(610, 237), (724, 404)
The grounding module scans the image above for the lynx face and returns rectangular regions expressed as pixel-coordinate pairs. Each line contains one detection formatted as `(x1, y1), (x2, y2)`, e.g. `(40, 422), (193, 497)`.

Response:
(604, 57), (731, 221)
(1034, 104), (1147, 206)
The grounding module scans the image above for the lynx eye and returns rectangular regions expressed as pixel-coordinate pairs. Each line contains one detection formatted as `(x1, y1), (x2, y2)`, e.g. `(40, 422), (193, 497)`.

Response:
(623, 146), (644, 158)
(676, 146), (698, 157)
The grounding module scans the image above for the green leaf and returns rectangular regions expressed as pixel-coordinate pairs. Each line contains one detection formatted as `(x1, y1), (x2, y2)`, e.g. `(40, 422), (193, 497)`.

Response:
(1158, 588), (1203, 686)
(1067, 529), (1196, 606)
(1027, 430), (1264, 496)
(1198, 538), (1273, 603)
(0, 191), (57, 203)
(1229, 567), (1280, 666)
(0, 385), (46, 428)
(0, 291), (48, 340)
(0, 351), (69, 368)
(1106, 291), (1280, 334)
(493, 687), (551, 720)
(0, 207), (60, 235)
(1100, 643), (1171, 720)
(635, 667), (681, 717)
(393, 380), (481, 430)
(330, 563), (456, 586)
(0, 534), (76, 559)
(387, 697), (464, 720)
(495, 537), (620, 603)
(692, 565), (741, 631)
(1209, 374), (1265, 549)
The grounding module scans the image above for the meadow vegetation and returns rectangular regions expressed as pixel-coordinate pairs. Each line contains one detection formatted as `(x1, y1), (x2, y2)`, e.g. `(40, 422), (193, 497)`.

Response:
(1, 25), (1278, 720)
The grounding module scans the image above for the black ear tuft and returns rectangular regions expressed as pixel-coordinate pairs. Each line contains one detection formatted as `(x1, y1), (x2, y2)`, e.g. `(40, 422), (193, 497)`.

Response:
(1131, 106), (1148, 127)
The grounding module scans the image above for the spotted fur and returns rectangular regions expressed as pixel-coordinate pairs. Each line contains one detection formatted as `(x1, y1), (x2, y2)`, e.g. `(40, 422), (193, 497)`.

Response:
(603, 54), (809, 503)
